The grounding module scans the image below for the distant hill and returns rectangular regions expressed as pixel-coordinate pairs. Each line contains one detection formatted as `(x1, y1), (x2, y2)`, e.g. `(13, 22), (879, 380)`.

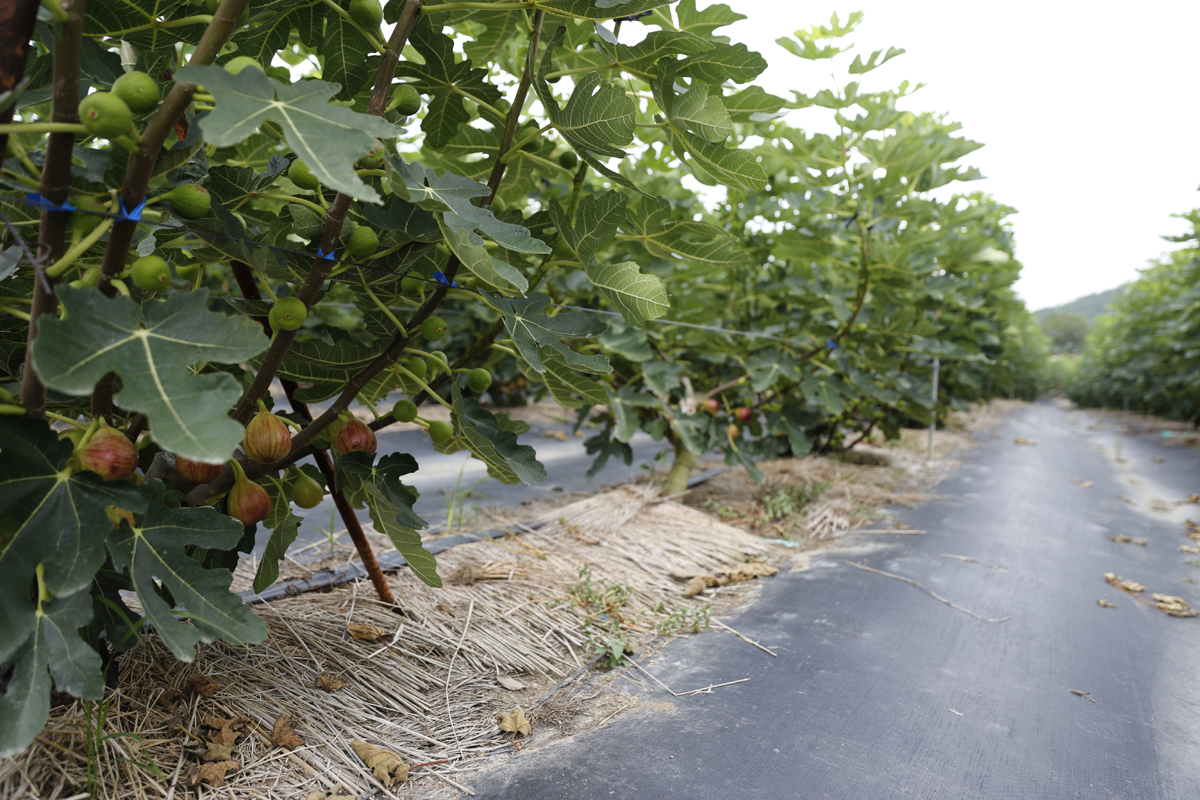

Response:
(1034, 286), (1127, 322)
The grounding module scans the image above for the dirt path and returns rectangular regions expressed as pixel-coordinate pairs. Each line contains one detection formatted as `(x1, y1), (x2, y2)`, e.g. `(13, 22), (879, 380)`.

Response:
(465, 401), (1200, 799)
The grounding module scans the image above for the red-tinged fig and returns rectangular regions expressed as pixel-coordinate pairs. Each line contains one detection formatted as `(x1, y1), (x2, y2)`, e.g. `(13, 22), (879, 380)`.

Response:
(727, 424), (740, 439)
(289, 467), (324, 509)
(735, 406), (753, 423)
(335, 415), (377, 457)
(702, 398), (720, 414)
(175, 454), (224, 484)
(105, 505), (136, 529)
(227, 460), (271, 526)
(75, 420), (138, 481)
(243, 400), (291, 463)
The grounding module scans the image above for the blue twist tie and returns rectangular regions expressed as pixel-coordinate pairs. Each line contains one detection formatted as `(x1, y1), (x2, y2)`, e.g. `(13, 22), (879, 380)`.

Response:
(434, 270), (459, 288)
(826, 339), (839, 349)
(26, 192), (75, 212)
(316, 246), (336, 261)
(116, 196), (146, 222)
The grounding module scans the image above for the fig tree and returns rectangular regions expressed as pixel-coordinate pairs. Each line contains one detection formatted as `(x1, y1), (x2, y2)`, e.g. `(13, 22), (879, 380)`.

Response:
(288, 159), (320, 190)
(243, 400), (292, 463)
(164, 184), (211, 219)
(349, 0), (383, 28)
(392, 84), (421, 116)
(428, 420), (454, 446)
(269, 296), (307, 331)
(392, 399), (419, 423)
(346, 226), (379, 257)
(111, 71), (159, 113)
(130, 255), (170, 292)
(78, 91), (132, 139)
(421, 316), (448, 341)
(467, 368), (492, 393)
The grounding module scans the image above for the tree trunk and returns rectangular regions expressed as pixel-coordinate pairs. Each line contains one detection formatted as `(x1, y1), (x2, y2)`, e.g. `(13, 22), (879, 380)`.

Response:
(662, 437), (697, 498)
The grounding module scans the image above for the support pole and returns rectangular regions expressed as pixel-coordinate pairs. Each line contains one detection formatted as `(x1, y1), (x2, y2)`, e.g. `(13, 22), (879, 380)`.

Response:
(927, 356), (940, 460)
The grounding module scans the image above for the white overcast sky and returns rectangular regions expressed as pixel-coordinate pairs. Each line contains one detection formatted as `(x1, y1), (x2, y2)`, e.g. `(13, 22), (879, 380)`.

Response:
(720, 1), (1200, 310)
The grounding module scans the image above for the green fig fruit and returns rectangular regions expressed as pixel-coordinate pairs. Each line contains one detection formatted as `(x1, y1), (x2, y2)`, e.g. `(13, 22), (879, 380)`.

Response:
(392, 399), (418, 423)
(130, 255), (170, 292)
(164, 184), (211, 219)
(428, 420), (454, 446)
(175, 263), (204, 284)
(400, 276), (424, 295)
(288, 159), (320, 190)
(521, 131), (542, 153)
(490, 195), (507, 212)
(269, 296), (307, 331)
(467, 368), (492, 393)
(346, 226), (379, 258)
(392, 84), (421, 116)
(111, 71), (159, 113)
(405, 356), (427, 380)
(223, 56), (263, 75)
(78, 267), (101, 287)
(558, 149), (578, 170)
(355, 139), (386, 170)
(69, 194), (109, 240)
(78, 91), (133, 139)
(421, 316), (448, 341)
(290, 468), (324, 509)
(349, 0), (383, 28)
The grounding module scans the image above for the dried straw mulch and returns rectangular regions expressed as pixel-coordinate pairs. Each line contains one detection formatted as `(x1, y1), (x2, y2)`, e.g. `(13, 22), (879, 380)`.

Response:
(2, 487), (773, 800)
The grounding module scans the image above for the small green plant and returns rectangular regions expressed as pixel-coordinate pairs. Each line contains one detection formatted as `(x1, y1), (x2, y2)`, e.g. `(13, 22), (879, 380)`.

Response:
(323, 503), (338, 558)
(440, 464), (490, 531)
(654, 601), (713, 636)
(760, 482), (830, 526)
(71, 693), (164, 795)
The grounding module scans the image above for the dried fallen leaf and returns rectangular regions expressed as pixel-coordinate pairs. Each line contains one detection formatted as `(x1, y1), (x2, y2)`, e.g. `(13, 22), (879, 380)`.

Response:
(188, 760), (239, 788)
(497, 675), (526, 691)
(497, 708), (531, 736)
(1014, 437), (1037, 446)
(351, 741), (408, 787)
(1108, 535), (1132, 543)
(273, 714), (304, 749)
(1179, 546), (1200, 554)
(201, 714), (249, 746)
(1133, 539), (1147, 546)
(543, 429), (569, 441)
(200, 742), (234, 762)
(316, 672), (346, 693)
(1071, 478), (1093, 488)
(1069, 690), (1096, 703)
(187, 674), (221, 697)
(157, 688), (187, 709)
(1120, 580), (1146, 592)
(1152, 594), (1199, 618)
(1097, 599), (1117, 608)
(1187, 494), (1200, 504)
(305, 786), (352, 800)
(347, 622), (387, 642)
(719, 562), (779, 581)
(1152, 456), (1164, 463)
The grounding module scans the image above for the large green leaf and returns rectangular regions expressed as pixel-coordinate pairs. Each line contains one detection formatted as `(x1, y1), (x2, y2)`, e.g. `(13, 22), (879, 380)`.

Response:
(335, 451), (441, 587)
(439, 221), (529, 295)
(538, 0), (674, 21)
(84, 0), (207, 50)
(252, 513), (300, 594)
(107, 482), (268, 661)
(605, 385), (659, 442)
(0, 590), (103, 759)
(500, 293), (611, 374)
(451, 383), (546, 486)
(394, 18), (502, 149)
(321, 8), (376, 101)
(174, 66), (403, 202)
(623, 196), (749, 269)
(535, 27), (642, 194)
(548, 192), (627, 267)
(540, 347), (609, 409)
(31, 288), (266, 463)
(386, 156), (550, 254)
(676, 43), (767, 84)
(0, 417), (146, 665)
(673, 0), (745, 39)
(585, 261), (669, 328)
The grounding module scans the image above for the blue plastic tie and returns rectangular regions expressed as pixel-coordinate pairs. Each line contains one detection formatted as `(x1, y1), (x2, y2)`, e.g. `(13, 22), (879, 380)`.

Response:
(433, 270), (459, 289)
(316, 246), (336, 261)
(826, 339), (839, 349)
(116, 195), (146, 223)
(26, 192), (75, 212)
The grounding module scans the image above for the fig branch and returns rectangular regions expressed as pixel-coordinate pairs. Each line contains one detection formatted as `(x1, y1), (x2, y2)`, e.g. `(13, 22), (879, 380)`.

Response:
(230, 0), (425, 424)
(19, 0), (84, 416)
(0, 0), (45, 161)
(484, 9), (545, 206)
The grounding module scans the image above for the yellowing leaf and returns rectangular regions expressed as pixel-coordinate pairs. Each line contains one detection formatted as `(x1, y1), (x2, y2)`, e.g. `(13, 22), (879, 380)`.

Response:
(497, 708), (531, 736)
(351, 741), (408, 786)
